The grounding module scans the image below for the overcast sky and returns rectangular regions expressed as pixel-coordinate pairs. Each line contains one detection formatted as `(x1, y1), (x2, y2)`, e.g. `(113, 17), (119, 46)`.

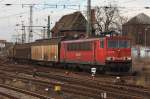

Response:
(0, 0), (150, 41)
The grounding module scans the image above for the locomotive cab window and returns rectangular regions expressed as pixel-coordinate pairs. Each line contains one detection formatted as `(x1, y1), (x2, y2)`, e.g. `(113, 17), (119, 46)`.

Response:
(119, 40), (130, 48)
(108, 40), (118, 48)
(108, 40), (130, 48)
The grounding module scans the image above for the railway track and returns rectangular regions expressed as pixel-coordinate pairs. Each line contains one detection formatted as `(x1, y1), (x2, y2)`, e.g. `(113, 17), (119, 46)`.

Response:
(0, 70), (109, 99)
(1, 62), (150, 90)
(0, 70), (144, 99)
(0, 59), (149, 99)
(0, 83), (51, 99)
(0, 65), (149, 98)
(35, 72), (150, 99)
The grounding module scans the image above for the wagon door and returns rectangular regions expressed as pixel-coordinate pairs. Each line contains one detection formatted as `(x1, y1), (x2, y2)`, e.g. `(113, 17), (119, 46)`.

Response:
(60, 42), (66, 62)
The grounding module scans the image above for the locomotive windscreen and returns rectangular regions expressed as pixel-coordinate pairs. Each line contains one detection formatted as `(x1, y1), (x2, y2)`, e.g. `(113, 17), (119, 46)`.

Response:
(108, 40), (130, 48)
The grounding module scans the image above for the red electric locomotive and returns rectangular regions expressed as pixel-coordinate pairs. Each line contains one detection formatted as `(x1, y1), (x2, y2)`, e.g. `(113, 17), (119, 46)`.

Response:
(60, 35), (131, 72)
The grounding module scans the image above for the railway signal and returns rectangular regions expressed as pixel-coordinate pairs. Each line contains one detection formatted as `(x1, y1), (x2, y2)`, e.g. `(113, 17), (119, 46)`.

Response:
(91, 67), (96, 79)
(91, 67), (96, 74)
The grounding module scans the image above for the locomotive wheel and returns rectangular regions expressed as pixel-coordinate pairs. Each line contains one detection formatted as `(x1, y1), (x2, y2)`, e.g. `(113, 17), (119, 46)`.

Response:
(76, 66), (82, 72)
(64, 64), (69, 70)
(98, 67), (106, 74)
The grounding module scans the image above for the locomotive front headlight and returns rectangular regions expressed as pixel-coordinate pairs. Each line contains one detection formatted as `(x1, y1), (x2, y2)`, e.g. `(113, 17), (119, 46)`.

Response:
(106, 57), (110, 60)
(126, 57), (132, 60)
(106, 57), (112, 61)
(122, 57), (126, 60)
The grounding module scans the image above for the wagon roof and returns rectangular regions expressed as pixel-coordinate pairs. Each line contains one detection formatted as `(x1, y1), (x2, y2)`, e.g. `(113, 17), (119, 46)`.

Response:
(14, 43), (31, 49)
(31, 38), (61, 46)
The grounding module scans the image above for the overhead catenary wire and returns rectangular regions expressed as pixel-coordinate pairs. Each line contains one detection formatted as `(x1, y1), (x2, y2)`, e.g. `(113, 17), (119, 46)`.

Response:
(2, 3), (80, 7)
(0, 3), (81, 20)
(0, 3), (81, 17)
(0, 2), (149, 20)
(0, 5), (149, 21)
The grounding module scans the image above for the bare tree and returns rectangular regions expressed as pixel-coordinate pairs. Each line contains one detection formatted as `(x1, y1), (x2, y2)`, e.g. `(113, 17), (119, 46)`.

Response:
(95, 4), (128, 34)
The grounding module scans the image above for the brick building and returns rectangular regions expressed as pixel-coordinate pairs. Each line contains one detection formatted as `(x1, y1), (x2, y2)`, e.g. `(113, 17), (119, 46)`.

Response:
(51, 11), (87, 39)
(122, 13), (150, 46)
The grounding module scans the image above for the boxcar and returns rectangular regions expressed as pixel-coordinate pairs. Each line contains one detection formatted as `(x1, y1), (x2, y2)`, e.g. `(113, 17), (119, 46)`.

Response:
(13, 44), (31, 60)
(31, 39), (60, 62)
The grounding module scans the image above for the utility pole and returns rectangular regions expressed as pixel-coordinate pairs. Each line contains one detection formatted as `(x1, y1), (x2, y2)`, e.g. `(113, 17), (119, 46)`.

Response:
(21, 21), (26, 43)
(87, 0), (92, 37)
(47, 15), (51, 39)
(21, 21), (24, 43)
(43, 27), (46, 39)
(23, 26), (26, 43)
(28, 5), (33, 42)
(145, 28), (147, 48)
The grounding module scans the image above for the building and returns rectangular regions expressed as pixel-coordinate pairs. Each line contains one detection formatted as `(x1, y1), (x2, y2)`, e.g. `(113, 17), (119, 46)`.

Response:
(122, 13), (150, 46)
(51, 10), (96, 39)
(51, 11), (88, 39)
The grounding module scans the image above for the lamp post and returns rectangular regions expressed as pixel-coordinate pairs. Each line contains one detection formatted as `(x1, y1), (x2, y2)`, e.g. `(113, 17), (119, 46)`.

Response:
(47, 15), (51, 39)
(144, 26), (150, 48)
(144, 28), (147, 48)
(144, 27), (150, 57)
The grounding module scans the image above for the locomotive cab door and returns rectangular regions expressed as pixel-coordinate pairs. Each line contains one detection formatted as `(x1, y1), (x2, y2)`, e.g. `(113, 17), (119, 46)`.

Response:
(95, 39), (106, 65)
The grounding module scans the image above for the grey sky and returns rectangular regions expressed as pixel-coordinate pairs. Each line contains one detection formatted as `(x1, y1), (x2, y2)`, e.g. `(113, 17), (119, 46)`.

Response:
(0, 0), (150, 41)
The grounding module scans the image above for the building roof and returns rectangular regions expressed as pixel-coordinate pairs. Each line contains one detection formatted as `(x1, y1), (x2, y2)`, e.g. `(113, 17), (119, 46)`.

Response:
(124, 13), (150, 25)
(51, 11), (87, 33)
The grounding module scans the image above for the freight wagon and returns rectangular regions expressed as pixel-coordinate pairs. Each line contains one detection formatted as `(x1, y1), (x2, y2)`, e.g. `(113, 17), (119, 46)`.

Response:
(11, 44), (31, 61)
(31, 39), (60, 63)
